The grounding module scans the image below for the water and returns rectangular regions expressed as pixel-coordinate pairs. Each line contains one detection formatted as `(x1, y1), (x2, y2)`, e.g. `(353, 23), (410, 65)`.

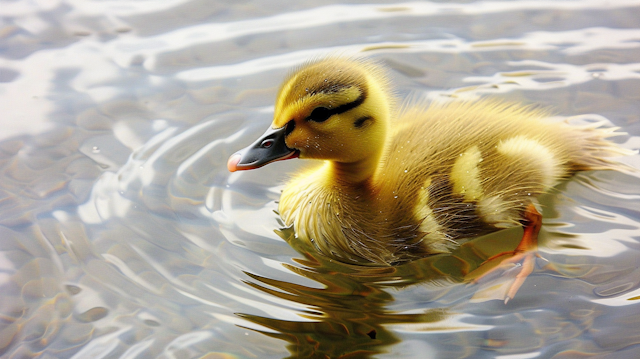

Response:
(1, 1), (640, 358)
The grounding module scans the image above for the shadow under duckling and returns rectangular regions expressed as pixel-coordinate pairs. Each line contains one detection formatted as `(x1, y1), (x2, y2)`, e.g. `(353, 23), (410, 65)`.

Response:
(227, 56), (633, 303)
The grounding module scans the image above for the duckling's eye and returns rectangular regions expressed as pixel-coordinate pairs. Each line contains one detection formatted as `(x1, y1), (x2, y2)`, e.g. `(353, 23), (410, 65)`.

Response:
(308, 107), (332, 123)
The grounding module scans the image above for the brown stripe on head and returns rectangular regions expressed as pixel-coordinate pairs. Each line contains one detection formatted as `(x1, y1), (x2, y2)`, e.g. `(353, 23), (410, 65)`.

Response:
(277, 58), (369, 113)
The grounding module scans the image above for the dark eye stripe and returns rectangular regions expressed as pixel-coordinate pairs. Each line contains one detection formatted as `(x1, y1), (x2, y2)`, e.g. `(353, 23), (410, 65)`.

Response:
(306, 88), (367, 123)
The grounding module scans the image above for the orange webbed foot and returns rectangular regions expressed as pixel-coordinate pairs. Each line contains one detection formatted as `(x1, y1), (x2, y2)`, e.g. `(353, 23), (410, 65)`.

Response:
(467, 204), (545, 304)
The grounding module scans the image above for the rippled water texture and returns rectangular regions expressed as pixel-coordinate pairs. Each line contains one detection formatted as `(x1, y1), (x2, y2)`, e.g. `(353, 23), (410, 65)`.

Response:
(2, 1), (640, 358)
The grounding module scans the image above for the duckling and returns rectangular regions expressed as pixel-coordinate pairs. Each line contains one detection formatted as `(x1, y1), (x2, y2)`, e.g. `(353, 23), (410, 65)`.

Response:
(227, 57), (631, 302)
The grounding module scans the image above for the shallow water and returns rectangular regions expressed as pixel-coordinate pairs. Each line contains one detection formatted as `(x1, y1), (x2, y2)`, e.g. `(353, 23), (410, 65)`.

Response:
(1, 1), (640, 358)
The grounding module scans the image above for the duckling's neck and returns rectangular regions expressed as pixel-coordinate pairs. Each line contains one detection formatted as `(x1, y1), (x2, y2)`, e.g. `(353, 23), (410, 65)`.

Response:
(328, 127), (389, 185)
(328, 153), (382, 185)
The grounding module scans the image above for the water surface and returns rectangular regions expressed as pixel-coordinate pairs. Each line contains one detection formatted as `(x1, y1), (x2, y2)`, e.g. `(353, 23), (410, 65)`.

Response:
(1, 1), (640, 358)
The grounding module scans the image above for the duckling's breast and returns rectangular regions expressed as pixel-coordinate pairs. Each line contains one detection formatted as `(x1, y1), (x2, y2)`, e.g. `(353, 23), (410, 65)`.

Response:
(279, 165), (429, 264)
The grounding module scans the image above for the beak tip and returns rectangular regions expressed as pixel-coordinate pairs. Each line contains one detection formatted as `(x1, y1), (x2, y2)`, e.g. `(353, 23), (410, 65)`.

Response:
(227, 154), (241, 172)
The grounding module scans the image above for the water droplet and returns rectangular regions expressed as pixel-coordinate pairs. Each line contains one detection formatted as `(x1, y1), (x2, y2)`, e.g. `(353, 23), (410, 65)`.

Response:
(394, 195), (398, 199)
(92, 146), (100, 153)
(404, 170), (408, 173)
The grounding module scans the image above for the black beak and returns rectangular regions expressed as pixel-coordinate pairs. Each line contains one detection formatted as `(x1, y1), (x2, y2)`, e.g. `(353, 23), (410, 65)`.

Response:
(227, 125), (299, 172)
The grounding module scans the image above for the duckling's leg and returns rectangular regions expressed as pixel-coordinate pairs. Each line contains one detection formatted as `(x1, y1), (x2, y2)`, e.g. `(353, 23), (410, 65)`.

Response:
(472, 204), (544, 304)
(484, 204), (541, 261)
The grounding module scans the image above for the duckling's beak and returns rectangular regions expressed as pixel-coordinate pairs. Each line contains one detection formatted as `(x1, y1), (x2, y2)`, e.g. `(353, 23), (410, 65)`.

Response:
(227, 126), (299, 172)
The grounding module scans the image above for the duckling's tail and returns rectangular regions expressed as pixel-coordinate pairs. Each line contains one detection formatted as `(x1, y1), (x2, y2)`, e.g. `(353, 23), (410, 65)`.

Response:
(568, 117), (637, 173)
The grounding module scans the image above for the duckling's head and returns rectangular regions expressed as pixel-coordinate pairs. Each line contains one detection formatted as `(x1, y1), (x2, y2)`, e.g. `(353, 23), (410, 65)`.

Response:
(228, 57), (393, 178)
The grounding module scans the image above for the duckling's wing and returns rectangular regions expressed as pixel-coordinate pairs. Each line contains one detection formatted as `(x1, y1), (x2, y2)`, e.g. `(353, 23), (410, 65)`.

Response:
(382, 100), (630, 241)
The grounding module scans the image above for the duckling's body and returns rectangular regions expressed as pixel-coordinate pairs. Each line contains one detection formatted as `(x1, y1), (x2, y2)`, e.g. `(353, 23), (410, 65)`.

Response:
(228, 57), (629, 277)
(277, 100), (622, 264)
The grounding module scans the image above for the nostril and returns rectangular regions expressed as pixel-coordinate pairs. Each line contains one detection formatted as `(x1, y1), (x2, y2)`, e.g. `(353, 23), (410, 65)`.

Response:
(261, 139), (274, 148)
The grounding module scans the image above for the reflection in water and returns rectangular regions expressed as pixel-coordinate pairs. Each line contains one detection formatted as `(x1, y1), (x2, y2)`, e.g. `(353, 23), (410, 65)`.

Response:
(240, 226), (525, 358)
(241, 227), (439, 358)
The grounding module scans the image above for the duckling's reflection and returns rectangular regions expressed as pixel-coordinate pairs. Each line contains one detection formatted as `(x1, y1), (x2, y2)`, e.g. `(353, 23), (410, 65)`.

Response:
(239, 225), (526, 358)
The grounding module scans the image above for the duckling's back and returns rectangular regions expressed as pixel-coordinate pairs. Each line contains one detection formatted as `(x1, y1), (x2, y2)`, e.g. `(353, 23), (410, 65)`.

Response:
(377, 100), (631, 255)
